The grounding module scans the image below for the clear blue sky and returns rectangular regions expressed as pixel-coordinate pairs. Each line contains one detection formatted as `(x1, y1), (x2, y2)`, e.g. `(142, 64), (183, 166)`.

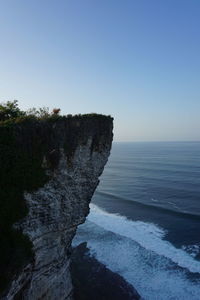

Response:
(0, 0), (200, 141)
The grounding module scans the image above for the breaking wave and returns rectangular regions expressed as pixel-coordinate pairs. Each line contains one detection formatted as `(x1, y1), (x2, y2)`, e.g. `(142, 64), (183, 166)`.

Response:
(73, 204), (200, 300)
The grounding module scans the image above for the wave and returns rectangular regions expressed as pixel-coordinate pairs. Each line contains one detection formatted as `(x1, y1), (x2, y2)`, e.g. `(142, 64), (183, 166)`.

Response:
(87, 204), (200, 273)
(96, 190), (200, 220)
(73, 204), (200, 300)
(182, 244), (200, 258)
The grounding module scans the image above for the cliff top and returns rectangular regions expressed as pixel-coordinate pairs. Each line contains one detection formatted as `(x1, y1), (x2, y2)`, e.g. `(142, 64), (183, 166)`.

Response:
(0, 100), (113, 127)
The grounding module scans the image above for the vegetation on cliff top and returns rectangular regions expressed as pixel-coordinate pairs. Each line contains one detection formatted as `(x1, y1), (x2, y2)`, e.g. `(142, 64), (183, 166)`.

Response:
(0, 100), (113, 295)
(0, 100), (112, 126)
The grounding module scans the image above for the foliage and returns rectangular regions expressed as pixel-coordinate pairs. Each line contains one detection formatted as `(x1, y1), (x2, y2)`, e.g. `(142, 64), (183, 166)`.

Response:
(26, 106), (50, 118)
(52, 108), (61, 115)
(0, 101), (59, 123)
(0, 100), (113, 125)
(0, 100), (25, 121)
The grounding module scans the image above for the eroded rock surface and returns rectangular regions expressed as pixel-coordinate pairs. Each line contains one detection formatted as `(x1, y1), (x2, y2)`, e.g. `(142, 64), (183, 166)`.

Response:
(2, 116), (113, 300)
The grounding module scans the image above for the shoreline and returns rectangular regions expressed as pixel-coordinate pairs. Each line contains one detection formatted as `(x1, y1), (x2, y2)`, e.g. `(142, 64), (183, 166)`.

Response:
(70, 242), (140, 300)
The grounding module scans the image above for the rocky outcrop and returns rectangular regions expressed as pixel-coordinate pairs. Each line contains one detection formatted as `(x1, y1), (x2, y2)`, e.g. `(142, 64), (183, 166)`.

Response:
(1, 115), (113, 299)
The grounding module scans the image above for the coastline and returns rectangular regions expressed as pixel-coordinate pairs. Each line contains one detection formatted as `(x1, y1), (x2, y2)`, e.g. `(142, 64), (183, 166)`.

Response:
(70, 242), (140, 300)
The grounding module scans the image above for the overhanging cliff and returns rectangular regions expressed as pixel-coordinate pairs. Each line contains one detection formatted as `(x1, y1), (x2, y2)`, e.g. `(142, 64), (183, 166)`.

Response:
(0, 114), (113, 299)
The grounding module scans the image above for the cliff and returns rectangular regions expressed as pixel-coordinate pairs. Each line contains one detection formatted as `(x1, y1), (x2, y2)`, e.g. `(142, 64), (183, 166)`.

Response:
(0, 115), (113, 299)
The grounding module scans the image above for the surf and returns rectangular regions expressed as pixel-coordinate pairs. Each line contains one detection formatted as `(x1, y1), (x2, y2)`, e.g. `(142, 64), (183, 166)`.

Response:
(73, 204), (200, 300)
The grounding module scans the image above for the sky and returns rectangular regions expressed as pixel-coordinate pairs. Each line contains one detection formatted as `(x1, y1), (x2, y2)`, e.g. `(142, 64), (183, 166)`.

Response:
(0, 0), (200, 141)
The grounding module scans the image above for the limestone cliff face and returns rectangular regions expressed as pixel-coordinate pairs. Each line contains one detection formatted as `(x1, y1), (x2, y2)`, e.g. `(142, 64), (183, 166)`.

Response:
(2, 116), (113, 300)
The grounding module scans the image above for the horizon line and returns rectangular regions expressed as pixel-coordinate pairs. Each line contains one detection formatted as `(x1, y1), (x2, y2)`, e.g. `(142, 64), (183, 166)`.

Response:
(113, 140), (200, 143)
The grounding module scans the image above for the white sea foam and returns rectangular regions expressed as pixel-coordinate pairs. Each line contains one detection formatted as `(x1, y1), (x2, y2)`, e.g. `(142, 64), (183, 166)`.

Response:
(87, 204), (200, 273)
(182, 244), (200, 258)
(73, 204), (200, 300)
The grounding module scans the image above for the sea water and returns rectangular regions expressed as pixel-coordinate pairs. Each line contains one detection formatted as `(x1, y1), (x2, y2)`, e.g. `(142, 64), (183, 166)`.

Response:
(73, 142), (200, 300)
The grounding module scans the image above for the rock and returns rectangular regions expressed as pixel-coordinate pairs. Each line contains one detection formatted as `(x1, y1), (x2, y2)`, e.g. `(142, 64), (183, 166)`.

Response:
(1, 116), (113, 300)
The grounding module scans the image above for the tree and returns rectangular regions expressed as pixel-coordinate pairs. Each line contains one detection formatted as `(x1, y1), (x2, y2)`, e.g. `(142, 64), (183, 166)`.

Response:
(0, 100), (25, 121)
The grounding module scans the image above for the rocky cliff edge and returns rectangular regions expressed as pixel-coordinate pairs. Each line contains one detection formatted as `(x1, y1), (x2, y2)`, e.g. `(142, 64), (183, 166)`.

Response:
(0, 115), (113, 299)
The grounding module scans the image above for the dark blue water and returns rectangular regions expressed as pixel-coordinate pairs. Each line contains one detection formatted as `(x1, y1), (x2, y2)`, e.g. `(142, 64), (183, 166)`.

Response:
(73, 142), (200, 299)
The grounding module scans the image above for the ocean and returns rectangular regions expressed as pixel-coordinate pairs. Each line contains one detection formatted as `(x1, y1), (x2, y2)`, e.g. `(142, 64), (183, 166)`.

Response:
(73, 142), (200, 300)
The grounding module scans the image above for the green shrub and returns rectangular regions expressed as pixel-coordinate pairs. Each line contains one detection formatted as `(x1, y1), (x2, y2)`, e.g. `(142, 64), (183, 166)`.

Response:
(0, 100), (25, 121)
